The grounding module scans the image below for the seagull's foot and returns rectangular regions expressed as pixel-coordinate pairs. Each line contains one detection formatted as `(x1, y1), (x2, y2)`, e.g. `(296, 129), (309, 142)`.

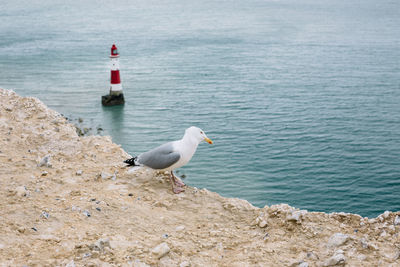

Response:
(172, 186), (185, 194)
(174, 177), (186, 187)
(171, 171), (186, 187)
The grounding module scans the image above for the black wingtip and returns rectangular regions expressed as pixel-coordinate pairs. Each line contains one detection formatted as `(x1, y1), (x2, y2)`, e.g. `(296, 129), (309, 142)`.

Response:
(124, 157), (138, 166)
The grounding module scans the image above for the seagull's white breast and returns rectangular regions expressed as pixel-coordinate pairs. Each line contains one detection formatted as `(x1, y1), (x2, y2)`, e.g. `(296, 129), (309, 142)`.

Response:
(167, 139), (198, 170)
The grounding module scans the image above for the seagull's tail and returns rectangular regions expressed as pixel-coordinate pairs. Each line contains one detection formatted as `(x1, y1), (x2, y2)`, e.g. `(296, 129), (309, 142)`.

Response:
(124, 157), (138, 166)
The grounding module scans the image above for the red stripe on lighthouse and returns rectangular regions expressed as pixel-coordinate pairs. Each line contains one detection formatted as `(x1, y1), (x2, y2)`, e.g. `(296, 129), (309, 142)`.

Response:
(110, 70), (121, 84)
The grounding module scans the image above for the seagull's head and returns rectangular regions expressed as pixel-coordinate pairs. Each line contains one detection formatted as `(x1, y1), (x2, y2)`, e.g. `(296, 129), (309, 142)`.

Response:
(186, 126), (213, 144)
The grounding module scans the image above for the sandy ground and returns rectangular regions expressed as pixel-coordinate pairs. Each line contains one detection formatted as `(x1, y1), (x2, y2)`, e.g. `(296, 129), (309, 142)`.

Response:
(0, 88), (399, 267)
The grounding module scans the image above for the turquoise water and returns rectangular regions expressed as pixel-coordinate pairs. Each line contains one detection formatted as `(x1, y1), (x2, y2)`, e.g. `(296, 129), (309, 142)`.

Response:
(1, 0), (399, 217)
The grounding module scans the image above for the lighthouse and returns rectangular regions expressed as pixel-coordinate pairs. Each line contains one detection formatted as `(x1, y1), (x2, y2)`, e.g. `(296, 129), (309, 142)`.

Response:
(102, 44), (125, 106)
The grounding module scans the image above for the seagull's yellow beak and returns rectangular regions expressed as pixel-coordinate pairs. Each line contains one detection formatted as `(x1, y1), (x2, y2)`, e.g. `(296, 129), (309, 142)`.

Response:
(205, 137), (213, 144)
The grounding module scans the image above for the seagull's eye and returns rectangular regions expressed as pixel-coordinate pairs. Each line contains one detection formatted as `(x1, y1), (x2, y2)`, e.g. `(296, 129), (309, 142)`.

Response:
(200, 131), (204, 134)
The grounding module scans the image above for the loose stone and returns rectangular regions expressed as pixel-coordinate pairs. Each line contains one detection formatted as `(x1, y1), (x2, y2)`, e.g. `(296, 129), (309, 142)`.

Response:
(323, 253), (346, 266)
(327, 233), (349, 248)
(15, 186), (28, 197)
(41, 211), (50, 219)
(394, 215), (400, 226)
(152, 242), (170, 259)
(38, 155), (52, 167)
(83, 210), (91, 217)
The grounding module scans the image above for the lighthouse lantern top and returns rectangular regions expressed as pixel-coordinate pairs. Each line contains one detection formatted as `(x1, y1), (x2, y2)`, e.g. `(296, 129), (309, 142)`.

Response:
(110, 44), (119, 58)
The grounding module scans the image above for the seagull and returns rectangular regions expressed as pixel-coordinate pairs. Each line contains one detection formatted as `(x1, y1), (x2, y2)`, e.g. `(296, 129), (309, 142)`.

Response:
(124, 126), (213, 194)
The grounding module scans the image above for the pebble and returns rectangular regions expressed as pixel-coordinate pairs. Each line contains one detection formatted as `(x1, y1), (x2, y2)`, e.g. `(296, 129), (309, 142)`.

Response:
(41, 211), (50, 219)
(380, 230), (387, 237)
(357, 254), (367, 261)
(15, 186), (28, 197)
(100, 172), (112, 180)
(38, 155), (52, 167)
(287, 210), (307, 223)
(382, 211), (390, 219)
(162, 233), (169, 239)
(179, 261), (191, 267)
(132, 259), (151, 267)
(258, 220), (268, 228)
(41, 171), (48, 176)
(151, 242), (170, 259)
(323, 253), (345, 266)
(298, 262), (309, 267)
(83, 210), (91, 217)
(394, 215), (400, 226)
(306, 252), (318, 261)
(65, 260), (76, 267)
(76, 170), (83, 176)
(93, 238), (110, 251)
(96, 207), (101, 212)
(71, 205), (81, 212)
(175, 225), (185, 232)
(327, 233), (349, 248)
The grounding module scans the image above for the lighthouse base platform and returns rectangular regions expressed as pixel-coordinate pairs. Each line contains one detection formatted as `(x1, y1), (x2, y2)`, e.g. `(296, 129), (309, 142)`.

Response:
(101, 93), (125, 106)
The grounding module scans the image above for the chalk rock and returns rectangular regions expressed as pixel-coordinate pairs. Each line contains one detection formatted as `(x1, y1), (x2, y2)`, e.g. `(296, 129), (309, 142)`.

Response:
(15, 186), (28, 197)
(327, 233), (349, 248)
(83, 210), (91, 217)
(357, 254), (367, 261)
(259, 219), (268, 228)
(132, 259), (151, 267)
(298, 262), (309, 267)
(65, 260), (75, 267)
(179, 261), (191, 267)
(382, 211), (390, 218)
(323, 253), (345, 266)
(394, 215), (400, 226)
(287, 210), (308, 223)
(100, 171), (112, 180)
(360, 238), (369, 249)
(93, 238), (110, 251)
(159, 257), (176, 267)
(175, 225), (185, 232)
(152, 242), (170, 259)
(40, 211), (50, 219)
(380, 230), (387, 237)
(38, 155), (52, 167)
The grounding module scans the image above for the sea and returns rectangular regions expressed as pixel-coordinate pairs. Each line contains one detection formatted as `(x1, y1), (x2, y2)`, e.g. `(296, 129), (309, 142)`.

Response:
(1, 0), (399, 218)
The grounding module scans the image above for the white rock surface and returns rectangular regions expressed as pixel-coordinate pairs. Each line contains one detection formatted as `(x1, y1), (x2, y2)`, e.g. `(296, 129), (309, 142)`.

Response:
(38, 155), (52, 167)
(258, 220), (268, 228)
(151, 242), (170, 259)
(65, 260), (76, 267)
(15, 186), (28, 197)
(179, 261), (191, 267)
(287, 210), (307, 222)
(327, 233), (349, 248)
(132, 259), (151, 267)
(323, 253), (346, 266)
(394, 215), (400, 226)
(175, 225), (185, 232)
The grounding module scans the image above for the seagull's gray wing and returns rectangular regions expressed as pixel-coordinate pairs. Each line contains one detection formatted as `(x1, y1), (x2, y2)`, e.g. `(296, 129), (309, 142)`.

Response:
(137, 142), (180, 170)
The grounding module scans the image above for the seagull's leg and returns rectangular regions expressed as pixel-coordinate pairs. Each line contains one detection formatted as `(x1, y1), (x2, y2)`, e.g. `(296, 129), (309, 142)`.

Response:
(171, 171), (185, 187)
(169, 173), (185, 194)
